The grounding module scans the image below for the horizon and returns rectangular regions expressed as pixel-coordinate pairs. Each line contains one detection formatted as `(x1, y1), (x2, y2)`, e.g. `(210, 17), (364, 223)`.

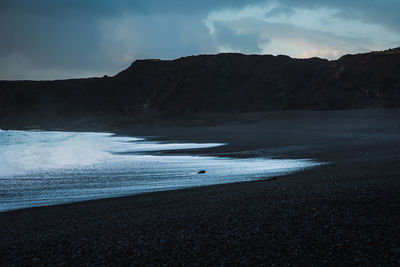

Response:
(1, 0), (400, 80)
(2, 47), (398, 82)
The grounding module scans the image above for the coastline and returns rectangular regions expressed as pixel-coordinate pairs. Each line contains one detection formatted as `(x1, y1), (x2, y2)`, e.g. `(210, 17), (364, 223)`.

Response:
(1, 109), (400, 265)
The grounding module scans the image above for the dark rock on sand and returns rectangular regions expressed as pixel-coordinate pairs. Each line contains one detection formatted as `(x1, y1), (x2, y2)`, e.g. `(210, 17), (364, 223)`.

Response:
(0, 109), (399, 266)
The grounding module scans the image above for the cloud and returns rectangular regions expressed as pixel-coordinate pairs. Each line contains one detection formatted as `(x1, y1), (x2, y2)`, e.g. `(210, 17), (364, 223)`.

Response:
(0, 11), (106, 77)
(0, 0), (267, 17)
(1, 0), (268, 79)
(0, 0), (399, 79)
(278, 0), (400, 33)
(2, 0), (400, 28)
(211, 22), (268, 53)
(203, 2), (399, 59)
(99, 13), (216, 64)
(0, 0), (146, 17)
(264, 6), (295, 18)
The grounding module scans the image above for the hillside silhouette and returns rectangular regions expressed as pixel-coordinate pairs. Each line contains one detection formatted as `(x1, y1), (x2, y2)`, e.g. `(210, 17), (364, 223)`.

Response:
(1, 49), (399, 126)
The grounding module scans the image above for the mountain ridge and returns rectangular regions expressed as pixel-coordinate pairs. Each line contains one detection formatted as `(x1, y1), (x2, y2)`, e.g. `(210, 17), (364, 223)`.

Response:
(0, 48), (399, 126)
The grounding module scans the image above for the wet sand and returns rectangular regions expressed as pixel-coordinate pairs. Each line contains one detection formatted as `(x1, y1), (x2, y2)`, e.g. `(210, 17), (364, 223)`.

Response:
(1, 109), (400, 265)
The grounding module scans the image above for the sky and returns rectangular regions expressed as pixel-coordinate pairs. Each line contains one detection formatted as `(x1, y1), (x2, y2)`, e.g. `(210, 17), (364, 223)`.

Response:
(0, 0), (399, 80)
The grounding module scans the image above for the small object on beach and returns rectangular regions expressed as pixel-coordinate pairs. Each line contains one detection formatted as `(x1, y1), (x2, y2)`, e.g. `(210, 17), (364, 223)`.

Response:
(266, 177), (278, 181)
(198, 170), (206, 174)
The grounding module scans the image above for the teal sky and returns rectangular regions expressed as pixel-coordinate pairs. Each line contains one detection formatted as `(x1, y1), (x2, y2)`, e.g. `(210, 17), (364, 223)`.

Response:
(1, 0), (399, 80)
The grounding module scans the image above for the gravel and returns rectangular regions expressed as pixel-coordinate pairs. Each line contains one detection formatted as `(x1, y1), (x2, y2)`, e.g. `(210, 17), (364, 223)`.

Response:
(1, 110), (399, 266)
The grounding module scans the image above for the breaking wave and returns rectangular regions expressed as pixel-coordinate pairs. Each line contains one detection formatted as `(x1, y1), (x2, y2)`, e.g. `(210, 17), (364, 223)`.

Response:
(0, 130), (222, 176)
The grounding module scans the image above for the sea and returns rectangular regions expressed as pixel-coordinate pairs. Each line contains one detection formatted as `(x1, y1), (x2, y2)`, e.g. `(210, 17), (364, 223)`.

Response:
(0, 129), (320, 211)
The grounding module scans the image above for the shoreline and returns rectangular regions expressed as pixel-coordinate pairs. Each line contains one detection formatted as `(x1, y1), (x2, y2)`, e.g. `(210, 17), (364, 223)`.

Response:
(0, 161), (323, 214)
(0, 129), (322, 213)
(1, 109), (400, 265)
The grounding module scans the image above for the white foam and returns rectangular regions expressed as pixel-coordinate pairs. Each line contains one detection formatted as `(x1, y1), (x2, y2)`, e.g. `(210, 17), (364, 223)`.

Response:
(0, 132), (102, 175)
(0, 130), (224, 176)
(0, 129), (323, 211)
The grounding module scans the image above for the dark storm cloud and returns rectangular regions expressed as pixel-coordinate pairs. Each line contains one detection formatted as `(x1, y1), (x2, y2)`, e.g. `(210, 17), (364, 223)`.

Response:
(3, 0), (396, 29)
(0, 9), (106, 80)
(0, 0), (145, 17)
(0, 0), (268, 79)
(0, 0), (399, 79)
(0, 13), (100, 67)
(2, 0), (399, 25)
(0, 0), (265, 17)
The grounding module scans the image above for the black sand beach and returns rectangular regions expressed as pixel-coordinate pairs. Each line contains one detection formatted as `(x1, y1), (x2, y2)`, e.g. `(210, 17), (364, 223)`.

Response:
(1, 109), (400, 266)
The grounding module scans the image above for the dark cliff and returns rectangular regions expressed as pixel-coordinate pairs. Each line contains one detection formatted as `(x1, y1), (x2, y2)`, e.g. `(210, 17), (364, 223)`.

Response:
(1, 49), (399, 126)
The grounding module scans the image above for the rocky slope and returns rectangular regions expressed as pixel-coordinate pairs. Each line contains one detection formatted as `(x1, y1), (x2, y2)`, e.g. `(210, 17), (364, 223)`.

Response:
(0, 49), (399, 126)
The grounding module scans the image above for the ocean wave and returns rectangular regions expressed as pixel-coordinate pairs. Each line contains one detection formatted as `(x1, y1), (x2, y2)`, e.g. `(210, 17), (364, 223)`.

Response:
(0, 130), (224, 176)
